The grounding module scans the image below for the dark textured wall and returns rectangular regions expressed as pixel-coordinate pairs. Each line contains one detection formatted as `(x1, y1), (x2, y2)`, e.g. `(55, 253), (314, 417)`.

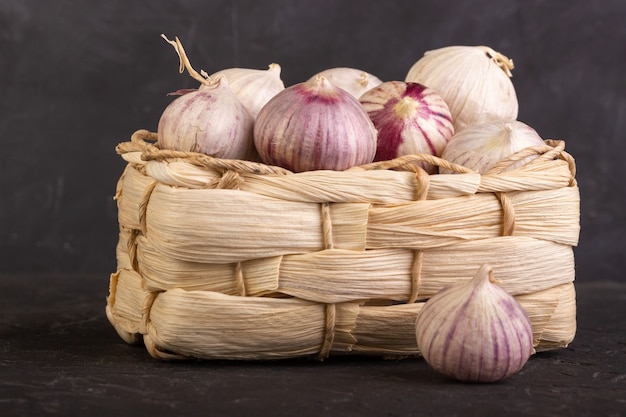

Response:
(1, 0), (624, 281)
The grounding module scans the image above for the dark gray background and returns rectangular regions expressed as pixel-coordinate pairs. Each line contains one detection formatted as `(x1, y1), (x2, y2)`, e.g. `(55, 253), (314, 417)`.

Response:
(1, 0), (624, 282)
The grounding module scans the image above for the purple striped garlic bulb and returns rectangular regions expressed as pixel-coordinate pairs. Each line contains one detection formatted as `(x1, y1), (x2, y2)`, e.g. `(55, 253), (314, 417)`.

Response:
(158, 35), (256, 160)
(415, 264), (534, 383)
(359, 81), (454, 173)
(253, 74), (378, 172)
(157, 76), (256, 160)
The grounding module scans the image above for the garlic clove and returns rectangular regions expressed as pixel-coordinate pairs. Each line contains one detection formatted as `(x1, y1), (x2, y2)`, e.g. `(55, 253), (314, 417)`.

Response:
(309, 67), (383, 99)
(415, 264), (534, 383)
(405, 45), (518, 132)
(253, 74), (378, 172)
(439, 119), (546, 174)
(208, 63), (286, 119)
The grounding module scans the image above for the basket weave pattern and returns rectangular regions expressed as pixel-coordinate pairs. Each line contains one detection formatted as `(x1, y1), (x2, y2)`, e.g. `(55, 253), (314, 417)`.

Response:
(106, 129), (580, 360)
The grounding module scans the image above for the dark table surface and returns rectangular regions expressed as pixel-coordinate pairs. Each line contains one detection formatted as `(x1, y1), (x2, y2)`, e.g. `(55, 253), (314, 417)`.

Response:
(1, 273), (624, 417)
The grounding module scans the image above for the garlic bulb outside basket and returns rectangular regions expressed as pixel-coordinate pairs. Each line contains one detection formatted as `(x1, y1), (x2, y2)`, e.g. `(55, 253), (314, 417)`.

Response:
(308, 67), (383, 99)
(439, 119), (546, 174)
(415, 264), (534, 383)
(405, 45), (518, 132)
(253, 74), (378, 172)
(208, 64), (285, 119)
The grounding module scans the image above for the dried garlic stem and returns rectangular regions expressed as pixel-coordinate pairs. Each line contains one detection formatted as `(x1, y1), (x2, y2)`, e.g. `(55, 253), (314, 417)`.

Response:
(358, 72), (369, 87)
(161, 34), (214, 86)
(479, 45), (515, 77)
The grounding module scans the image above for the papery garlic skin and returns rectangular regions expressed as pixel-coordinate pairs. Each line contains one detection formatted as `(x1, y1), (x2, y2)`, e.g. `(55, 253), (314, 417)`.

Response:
(440, 120), (545, 174)
(415, 264), (534, 383)
(309, 67), (383, 99)
(253, 75), (378, 172)
(158, 76), (256, 160)
(405, 45), (518, 132)
(359, 81), (454, 173)
(206, 64), (285, 119)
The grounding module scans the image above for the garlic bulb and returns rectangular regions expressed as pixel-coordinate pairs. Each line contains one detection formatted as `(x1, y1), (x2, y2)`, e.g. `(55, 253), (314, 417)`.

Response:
(359, 81), (454, 173)
(158, 35), (256, 160)
(439, 120), (546, 174)
(405, 45), (518, 131)
(157, 77), (256, 160)
(309, 67), (383, 98)
(253, 74), (378, 172)
(207, 64), (285, 119)
(415, 264), (534, 383)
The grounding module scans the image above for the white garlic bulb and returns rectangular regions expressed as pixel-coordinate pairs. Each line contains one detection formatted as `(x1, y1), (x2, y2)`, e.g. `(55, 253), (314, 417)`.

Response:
(440, 119), (546, 174)
(415, 264), (534, 383)
(308, 67), (383, 99)
(405, 45), (518, 132)
(208, 64), (285, 119)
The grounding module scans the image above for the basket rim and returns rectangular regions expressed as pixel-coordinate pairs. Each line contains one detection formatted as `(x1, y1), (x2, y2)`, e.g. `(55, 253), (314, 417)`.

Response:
(116, 129), (575, 179)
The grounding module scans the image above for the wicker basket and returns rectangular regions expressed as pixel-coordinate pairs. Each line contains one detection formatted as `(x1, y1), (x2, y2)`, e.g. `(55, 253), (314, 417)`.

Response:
(106, 129), (579, 360)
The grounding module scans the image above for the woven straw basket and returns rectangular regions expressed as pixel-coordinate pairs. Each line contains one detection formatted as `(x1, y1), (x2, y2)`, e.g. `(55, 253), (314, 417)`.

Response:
(106, 129), (580, 361)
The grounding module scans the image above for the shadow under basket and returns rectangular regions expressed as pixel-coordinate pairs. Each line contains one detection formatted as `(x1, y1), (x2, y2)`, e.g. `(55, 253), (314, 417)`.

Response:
(106, 129), (580, 361)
